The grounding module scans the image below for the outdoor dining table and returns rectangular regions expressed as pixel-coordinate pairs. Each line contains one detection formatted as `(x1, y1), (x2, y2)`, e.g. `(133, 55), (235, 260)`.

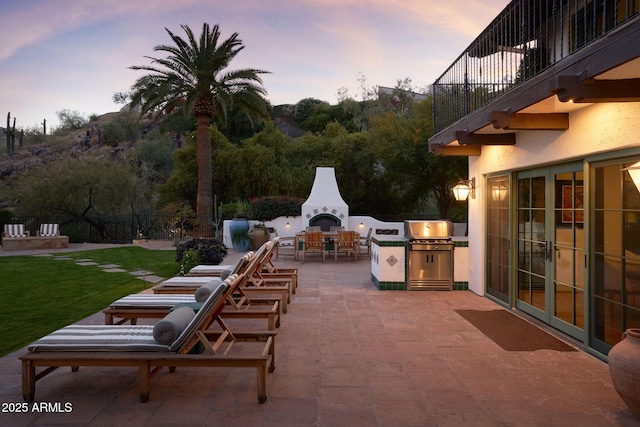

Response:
(294, 231), (359, 261)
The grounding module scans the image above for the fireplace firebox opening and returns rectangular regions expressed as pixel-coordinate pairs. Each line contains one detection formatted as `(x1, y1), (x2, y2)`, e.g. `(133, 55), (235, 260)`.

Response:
(308, 214), (340, 232)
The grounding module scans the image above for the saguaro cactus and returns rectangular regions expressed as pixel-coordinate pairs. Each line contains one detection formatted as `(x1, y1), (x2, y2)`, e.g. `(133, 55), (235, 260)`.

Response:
(6, 112), (10, 155)
(10, 116), (16, 155)
(6, 112), (18, 155)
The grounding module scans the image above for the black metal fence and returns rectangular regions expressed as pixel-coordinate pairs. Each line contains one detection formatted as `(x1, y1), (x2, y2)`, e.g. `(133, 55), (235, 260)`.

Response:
(432, 0), (640, 133)
(1, 212), (224, 244)
(2, 211), (443, 244)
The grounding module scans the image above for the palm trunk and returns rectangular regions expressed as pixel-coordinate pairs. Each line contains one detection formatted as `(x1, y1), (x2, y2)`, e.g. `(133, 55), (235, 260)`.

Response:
(195, 114), (213, 237)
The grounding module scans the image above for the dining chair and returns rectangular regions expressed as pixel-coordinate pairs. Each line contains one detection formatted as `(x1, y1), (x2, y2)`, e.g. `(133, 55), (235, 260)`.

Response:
(302, 230), (325, 263)
(359, 227), (372, 259)
(335, 230), (358, 262)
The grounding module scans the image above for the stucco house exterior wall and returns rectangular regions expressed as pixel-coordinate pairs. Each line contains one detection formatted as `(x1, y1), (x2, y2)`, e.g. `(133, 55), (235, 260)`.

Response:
(428, 1), (640, 357)
(467, 102), (640, 295)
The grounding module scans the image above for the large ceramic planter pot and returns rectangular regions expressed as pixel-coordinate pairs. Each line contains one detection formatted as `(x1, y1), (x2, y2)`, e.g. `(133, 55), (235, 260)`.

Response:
(608, 328), (640, 417)
(251, 228), (271, 251)
(229, 218), (250, 252)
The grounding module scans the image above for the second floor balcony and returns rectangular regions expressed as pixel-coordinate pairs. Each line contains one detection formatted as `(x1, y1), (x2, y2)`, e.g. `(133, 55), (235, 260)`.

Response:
(431, 0), (640, 140)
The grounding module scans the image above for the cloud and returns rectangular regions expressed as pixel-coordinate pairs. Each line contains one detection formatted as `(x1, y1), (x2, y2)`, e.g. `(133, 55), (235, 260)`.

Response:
(0, 0), (510, 127)
(0, 0), (206, 60)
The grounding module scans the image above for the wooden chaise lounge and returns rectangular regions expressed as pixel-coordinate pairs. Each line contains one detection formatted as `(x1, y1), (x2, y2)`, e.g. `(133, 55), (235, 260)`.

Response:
(103, 275), (281, 330)
(232, 241), (294, 307)
(186, 251), (254, 277)
(20, 274), (276, 403)
(187, 238), (299, 293)
(154, 242), (293, 312)
(149, 252), (284, 318)
(256, 237), (299, 292)
(152, 253), (253, 294)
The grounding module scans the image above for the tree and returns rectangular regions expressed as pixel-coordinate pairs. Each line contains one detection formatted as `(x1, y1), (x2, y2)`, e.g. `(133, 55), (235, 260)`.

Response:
(370, 98), (467, 219)
(7, 157), (136, 240)
(55, 109), (89, 131)
(129, 23), (269, 236)
(293, 98), (325, 125)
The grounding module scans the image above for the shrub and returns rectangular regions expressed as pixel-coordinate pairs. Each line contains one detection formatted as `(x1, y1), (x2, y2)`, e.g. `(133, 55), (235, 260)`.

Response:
(250, 196), (305, 221)
(175, 238), (228, 266)
(219, 200), (250, 220)
(55, 109), (89, 131)
(178, 249), (200, 276)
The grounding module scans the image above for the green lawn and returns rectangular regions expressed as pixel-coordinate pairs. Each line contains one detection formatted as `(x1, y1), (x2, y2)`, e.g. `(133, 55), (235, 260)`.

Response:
(0, 246), (181, 357)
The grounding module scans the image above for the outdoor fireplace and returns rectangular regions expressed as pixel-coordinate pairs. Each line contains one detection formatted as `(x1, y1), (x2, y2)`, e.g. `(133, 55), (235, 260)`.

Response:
(302, 167), (349, 230)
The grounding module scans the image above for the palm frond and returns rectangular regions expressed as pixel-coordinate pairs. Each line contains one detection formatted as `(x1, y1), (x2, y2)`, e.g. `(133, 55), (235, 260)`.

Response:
(128, 22), (269, 124)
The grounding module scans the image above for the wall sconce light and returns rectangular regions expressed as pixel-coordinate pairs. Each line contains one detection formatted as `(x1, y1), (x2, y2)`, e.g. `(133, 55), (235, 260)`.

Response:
(359, 222), (364, 228)
(285, 222), (290, 228)
(491, 185), (508, 201)
(452, 177), (475, 201)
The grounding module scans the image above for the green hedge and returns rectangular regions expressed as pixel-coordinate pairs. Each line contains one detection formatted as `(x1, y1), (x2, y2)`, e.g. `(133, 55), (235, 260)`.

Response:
(249, 196), (305, 221)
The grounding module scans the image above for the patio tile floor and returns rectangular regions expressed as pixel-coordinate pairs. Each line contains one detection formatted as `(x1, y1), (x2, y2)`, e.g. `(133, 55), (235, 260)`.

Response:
(1, 248), (638, 426)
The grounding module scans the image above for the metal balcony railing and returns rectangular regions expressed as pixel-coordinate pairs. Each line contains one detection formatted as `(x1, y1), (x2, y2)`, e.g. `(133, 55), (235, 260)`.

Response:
(432, 0), (640, 134)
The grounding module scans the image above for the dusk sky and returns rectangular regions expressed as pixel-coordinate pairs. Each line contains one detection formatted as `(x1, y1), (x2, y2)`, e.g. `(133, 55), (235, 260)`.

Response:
(1, 0), (510, 129)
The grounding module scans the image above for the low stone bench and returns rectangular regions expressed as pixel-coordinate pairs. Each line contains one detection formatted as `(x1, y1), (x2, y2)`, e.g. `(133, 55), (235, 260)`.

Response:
(2, 235), (69, 251)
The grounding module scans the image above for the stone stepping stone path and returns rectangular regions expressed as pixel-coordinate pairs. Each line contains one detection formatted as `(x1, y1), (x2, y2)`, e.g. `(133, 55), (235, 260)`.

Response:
(99, 264), (120, 269)
(38, 254), (166, 283)
(102, 268), (128, 273)
(128, 270), (165, 283)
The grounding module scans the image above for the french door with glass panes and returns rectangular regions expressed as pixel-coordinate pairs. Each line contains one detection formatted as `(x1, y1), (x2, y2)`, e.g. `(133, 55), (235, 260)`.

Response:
(591, 158), (640, 354)
(516, 163), (585, 340)
(486, 175), (510, 303)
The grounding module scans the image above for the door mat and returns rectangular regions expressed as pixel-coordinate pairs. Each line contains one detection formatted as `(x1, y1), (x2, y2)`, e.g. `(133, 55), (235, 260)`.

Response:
(455, 309), (577, 352)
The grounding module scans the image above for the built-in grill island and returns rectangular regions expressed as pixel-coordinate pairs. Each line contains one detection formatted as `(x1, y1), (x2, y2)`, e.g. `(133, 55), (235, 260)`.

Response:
(404, 220), (455, 290)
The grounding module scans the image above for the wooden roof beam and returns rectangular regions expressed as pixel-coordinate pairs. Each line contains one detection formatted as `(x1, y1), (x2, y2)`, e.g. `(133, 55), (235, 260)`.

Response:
(491, 111), (569, 130)
(430, 144), (482, 156)
(551, 75), (640, 103)
(455, 131), (516, 146)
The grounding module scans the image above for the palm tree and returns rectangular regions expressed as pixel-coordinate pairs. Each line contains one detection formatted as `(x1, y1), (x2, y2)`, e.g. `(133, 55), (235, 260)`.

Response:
(129, 23), (269, 236)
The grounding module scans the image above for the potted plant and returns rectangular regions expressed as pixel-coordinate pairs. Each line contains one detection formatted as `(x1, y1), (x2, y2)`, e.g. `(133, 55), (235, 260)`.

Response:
(230, 227), (251, 251)
(250, 222), (271, 250)
(228, 200), (251, 251)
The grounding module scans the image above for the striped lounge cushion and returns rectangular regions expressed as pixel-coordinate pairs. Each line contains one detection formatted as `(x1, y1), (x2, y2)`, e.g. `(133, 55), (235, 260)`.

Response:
(188, 264), (233, 274)
(188, 252), (252, 276)
(28, 279), (231, 354)
(158, 276), (222, 288)
(27, 325), (171, 352)
(4, 224), (27, 237)
(39, 224), (59, 236)
(110, 294), (196, 309)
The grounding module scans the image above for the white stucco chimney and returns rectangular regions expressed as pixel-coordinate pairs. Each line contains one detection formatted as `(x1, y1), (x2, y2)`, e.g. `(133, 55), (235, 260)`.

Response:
(301, 167), (349, 229)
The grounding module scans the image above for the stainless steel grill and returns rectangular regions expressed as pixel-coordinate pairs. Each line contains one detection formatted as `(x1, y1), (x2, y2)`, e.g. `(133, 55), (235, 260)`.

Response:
(405, 220), (454, 291)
